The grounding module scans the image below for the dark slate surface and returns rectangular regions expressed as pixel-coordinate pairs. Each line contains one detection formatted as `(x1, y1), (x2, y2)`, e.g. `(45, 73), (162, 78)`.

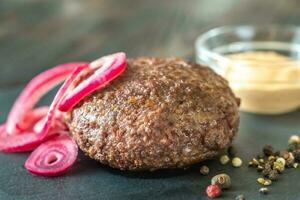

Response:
(1, 0), (300, 199)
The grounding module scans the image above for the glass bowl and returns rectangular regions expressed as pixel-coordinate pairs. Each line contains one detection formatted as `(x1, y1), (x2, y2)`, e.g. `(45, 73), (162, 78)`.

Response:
(195, 25), (300, 114)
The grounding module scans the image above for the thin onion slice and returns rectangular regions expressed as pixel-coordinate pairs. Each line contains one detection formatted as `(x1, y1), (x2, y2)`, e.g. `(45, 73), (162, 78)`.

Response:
(37, 64), (90, 140)
(17, 106), (49, 132)
(25, 134), (78, 177)
(0, 123), (41, 152)
(33, 114), (67, 133)
(59, 52), (126, 112)
(6, 62), (87, 135)
(0, 64), (89, 153)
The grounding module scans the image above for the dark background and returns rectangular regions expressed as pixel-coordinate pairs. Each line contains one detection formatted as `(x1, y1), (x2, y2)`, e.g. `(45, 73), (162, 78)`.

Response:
(1, 0), (300, 200)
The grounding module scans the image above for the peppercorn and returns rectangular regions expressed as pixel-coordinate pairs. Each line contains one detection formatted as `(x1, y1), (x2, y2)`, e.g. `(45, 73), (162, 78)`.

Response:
(280, 150), (290, 160)
(293, 163), (299, 168)
(293, 149), (300, 162)
(251, 158), (259, 166)
(267, 170), (278, 181)
(206, 184), (221, 198)
(200, 165), (210, 175)
(248, 161), (253, 167)
(257, 177), (272, 186)
(286, 152), (295, 167)
(259, 187), (269, 195)
(274, 157), (285, 173)
(288, 135), (300, 146)
(263, 145), (274, 156)
(232, 157), (243, 167)
(220, 155), (230, 165)
(211, 173), (231, 189)
(228, 146), (237, 157)
(257, 177), (265, 185)
(258, 158), (265, 164)
(257, 165), (264, 172)
(235, 194), (245, 200)
(264, 161), (273, 170)
(262, 168), (270, 176)
(268, 155), (276, 162)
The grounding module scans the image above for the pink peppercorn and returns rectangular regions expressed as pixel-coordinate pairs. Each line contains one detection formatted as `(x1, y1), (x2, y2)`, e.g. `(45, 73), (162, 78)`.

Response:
(206, 184), (221, 198)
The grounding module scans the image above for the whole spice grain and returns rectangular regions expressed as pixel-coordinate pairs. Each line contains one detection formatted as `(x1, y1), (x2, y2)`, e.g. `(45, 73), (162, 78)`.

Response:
(228, 146), (237, 157)
(293, 149), (300, 162)
(268, 170), (279, 181)
(232, 157), (243, 167)
(274, 157), (285, 173)
(211, 173), (231, 189)
(268, 156), (276, 162)
(259, 187), (269, 195)
(263, 145), (274, 156)
(288, 135), (300, 146)
(257, 177), (272, 186)
(206, 184), (221, 198)
(286, 152), (295, 167)
(235, 194), (245, 200)
(293, 162), (299, 168)
(220, 155), (230, 165)
(248, 134), (300, 193)
(257, 165), (264, 172)
(200, 165), (210, 175)
(248, 158), (259, 167)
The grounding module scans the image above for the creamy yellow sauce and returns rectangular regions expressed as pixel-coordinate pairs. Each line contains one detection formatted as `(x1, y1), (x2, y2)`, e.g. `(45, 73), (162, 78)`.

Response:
(222, 52), (300, 114)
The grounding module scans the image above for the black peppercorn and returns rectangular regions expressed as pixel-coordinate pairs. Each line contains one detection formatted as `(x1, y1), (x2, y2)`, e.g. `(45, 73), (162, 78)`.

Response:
(228, 146), (237, 157)
(293, 149), (300, 162)
(268, 170), (279, 181)
(263, 145), (274, 156)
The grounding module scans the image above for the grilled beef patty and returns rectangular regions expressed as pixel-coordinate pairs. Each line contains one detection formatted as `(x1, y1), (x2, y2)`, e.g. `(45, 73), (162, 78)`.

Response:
(66, 57), (240, 170)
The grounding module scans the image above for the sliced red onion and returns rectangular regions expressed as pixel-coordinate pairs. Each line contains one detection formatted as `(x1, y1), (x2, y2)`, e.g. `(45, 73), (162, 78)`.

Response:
(0, 129), (40, 152)
(6, 62), (87, 135)
(0, 63), (89, 153)
(36, 64), (90, 140)
(59, 52), (126, 112)
(1, 53), (127, 177)
(33, 114), (67, 133)
(25, 134), (78, 177)
(17, 106), (49, 132)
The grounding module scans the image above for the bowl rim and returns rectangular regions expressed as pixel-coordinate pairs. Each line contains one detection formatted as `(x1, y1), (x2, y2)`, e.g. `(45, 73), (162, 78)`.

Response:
(195, 24), (300, 65)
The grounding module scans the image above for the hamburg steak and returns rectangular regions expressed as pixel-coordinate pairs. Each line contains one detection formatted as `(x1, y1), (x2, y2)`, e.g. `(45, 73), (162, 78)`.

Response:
(66, 57), (240, 170)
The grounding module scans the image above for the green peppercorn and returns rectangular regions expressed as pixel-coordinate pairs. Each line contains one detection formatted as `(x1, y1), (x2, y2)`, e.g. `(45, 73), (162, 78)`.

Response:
(235, 194), (246, 200)
(258, 158), (265, 164)
(259, 187), (269, 195)
(268, 156), (276, 162)
(232, 157), (243, 167)
(257, 177), (272, 186)
(220, 155), (230, 165)
(200, 165), (209, 175)
(274, 157), (285, 172)
(211, 173), (231, 189)
(257, 177), (265, 185)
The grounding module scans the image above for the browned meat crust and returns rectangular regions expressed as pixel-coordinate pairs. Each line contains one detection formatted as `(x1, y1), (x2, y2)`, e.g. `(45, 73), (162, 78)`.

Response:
(66, 57), (240, 170)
